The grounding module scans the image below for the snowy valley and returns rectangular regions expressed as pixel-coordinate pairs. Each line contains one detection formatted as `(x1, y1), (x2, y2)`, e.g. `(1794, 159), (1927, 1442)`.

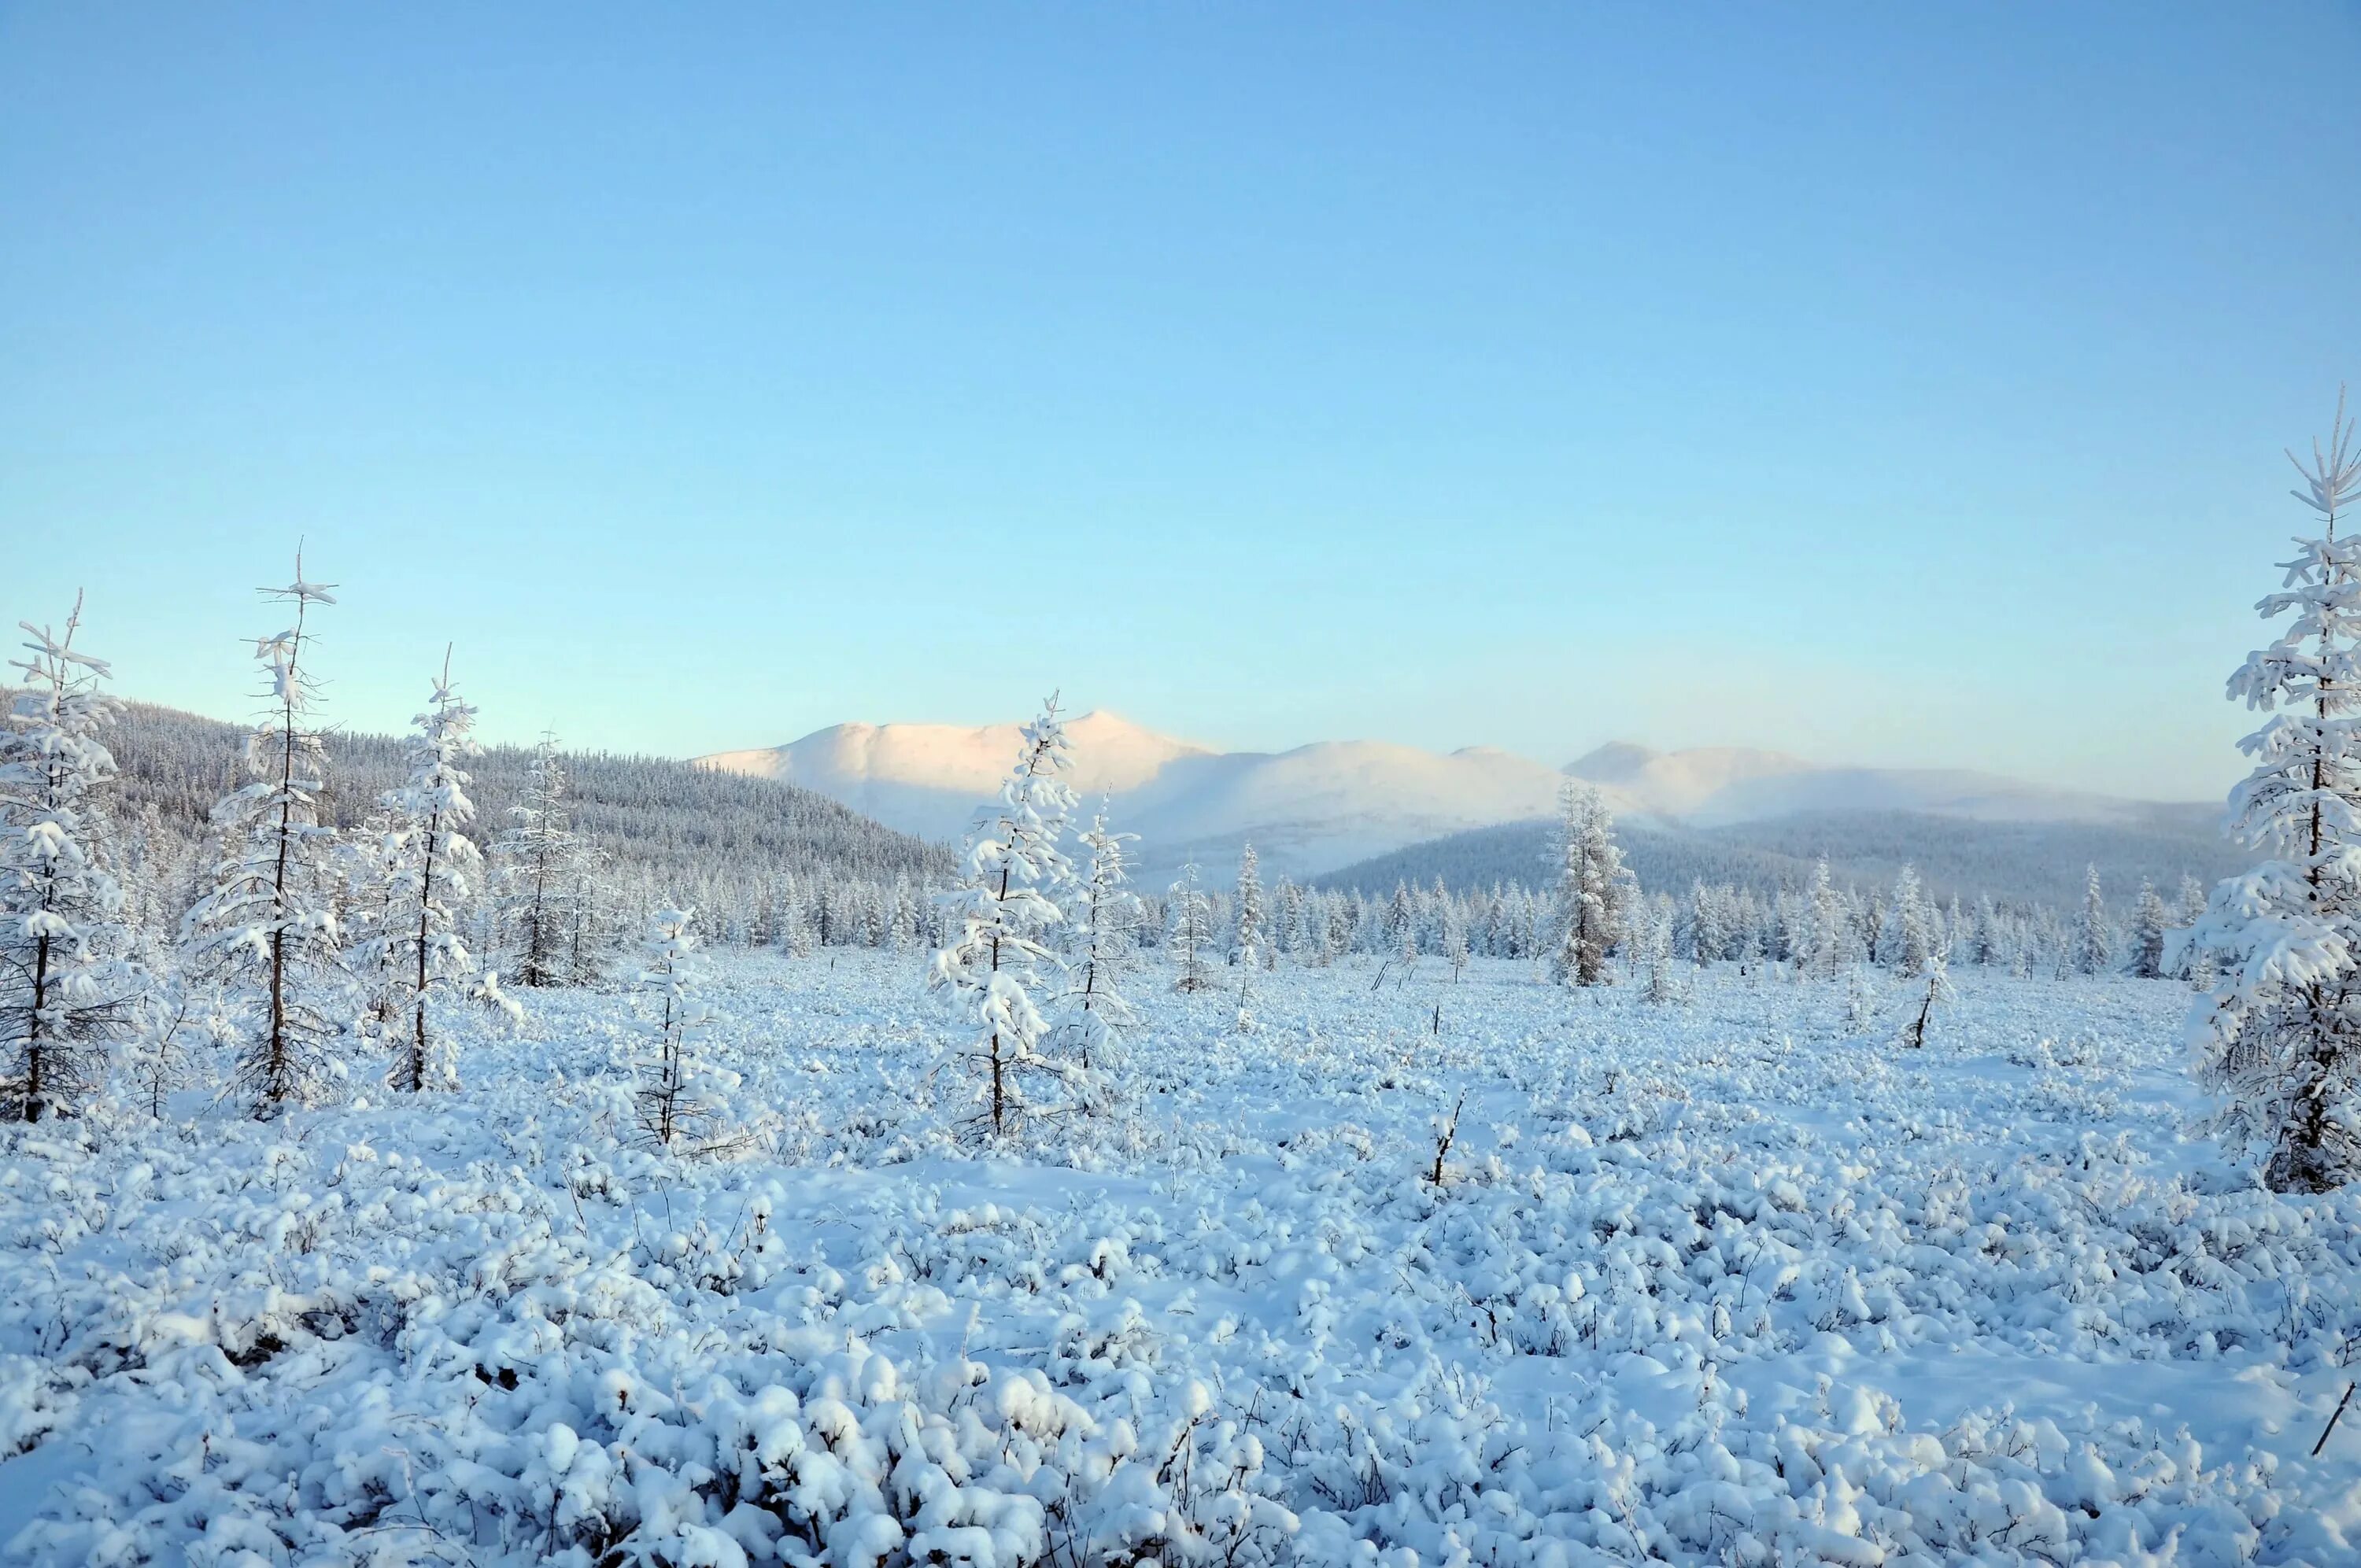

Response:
(11, 9), (2359, 1565)
(0, 540), (2355, 1562)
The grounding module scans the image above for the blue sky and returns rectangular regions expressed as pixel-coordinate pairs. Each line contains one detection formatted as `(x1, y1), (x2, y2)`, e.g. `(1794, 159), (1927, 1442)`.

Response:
(4, 3), (2356, 799)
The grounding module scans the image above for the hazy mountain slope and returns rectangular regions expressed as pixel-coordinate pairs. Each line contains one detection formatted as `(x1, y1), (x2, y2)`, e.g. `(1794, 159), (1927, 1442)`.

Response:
(1563, 742), (1820, 814)
(1109, 741), (1579, 878)
(1312, 806), (2244, 909)
(1563, 743), (2152, 826)
(700, 710), (1211, 844)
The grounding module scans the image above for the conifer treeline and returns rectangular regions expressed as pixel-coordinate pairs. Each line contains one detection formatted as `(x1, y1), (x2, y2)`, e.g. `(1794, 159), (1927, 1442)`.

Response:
(76, 692), (952, 951)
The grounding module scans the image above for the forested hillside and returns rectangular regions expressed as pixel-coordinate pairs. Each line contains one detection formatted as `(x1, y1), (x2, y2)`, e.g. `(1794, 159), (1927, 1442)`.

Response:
(98, 696), (952, 916)
(1315, 806), (2243, 909)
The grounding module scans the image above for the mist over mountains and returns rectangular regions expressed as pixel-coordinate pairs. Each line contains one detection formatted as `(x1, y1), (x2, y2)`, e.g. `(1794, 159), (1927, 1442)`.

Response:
(698, 713), (2232, 904)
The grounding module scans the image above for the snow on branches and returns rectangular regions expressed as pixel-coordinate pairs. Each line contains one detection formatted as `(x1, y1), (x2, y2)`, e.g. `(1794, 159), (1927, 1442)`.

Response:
(2187, 396), (2361, 1192)
(1233, 840), (1264, 1031)
(0, 596), (135, 1120)
(631, 906), (737, 1152)
(1551, 783), (1635, 988)
(1055, 799), (1144, 1119)
(1169, 861), (1215, 993)
(350, 656), (516, 1092)
(179, 559), (350, 1118)
(490, 732), (587, 989)
(929, 694), (1078, 1142)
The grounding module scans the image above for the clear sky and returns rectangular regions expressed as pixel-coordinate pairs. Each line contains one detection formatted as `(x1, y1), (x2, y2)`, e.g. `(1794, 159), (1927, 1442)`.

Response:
(4, 4), (2357, 799)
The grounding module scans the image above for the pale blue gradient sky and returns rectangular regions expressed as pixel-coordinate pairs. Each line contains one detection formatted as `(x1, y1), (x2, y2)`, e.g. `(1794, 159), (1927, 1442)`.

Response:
(4, 3), (2356, 798)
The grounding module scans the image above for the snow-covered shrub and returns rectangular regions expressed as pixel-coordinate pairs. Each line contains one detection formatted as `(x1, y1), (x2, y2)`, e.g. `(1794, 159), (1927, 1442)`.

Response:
(0, 956), (2354, 1566)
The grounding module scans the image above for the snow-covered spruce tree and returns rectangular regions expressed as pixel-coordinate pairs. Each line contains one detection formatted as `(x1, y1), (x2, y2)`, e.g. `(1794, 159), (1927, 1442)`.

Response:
(778, 876), (815, 960)
(563, 839), (623, 987)
(2077, 864), (2113, 976)
(339, 806), (407, 1044)
(1875, 864), (1931, 976)
(2187, 400), (2361, 1192)
(1055, 801), (1142, 1117)
(1803, 856), (1847, 980)
(1734, 914), (1765, 978)
(111, 800), (180, 968)
(928, 695), (1076, 1142)
(2127, 878), (2169, 980)
(1271, 875), (1302, 963)
(1550, 784), (1631, 987)
(2177, 873), (2208, 932)
(489, 733), (579, 989)
(1233, 842), (1263, 1030)
(889, 874), (918, 954)
(2174, 873), (2217, 987)
(1323, 893), (1353, 966)
(1642, 897), (1680, 1005)
(1386, 880), (1417, 965)
(179, 562), (351, 1118)
(1687, 879), (1725, 968)
(355, 660), (515, 1093)
(1971, 895), (2002, 967)
(0, 598), (136, 1120)
(2038, 906), (2072, 980)
(632, 906), (733, 1150)
(1169, 861), (1214, 993)
(1232, 843), (1264, 966)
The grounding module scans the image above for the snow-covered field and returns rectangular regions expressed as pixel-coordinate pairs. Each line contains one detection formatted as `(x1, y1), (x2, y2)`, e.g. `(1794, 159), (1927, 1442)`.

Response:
(2, 954), (2355, 1566)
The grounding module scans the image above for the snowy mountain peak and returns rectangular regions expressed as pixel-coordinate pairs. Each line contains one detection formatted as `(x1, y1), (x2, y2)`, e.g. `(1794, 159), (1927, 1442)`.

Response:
(694, 711), (1217, 846)
(1062, 710), (1217, 773)
(1565, 741), (1662, 780)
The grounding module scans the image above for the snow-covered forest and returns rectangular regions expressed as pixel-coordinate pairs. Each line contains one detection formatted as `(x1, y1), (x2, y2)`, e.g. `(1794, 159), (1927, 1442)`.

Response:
(90, 695), (951, 960)
(2, 456), (2358, 1567)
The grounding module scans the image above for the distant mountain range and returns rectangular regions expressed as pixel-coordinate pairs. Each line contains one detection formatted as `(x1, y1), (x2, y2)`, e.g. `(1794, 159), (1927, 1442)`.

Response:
(696, 714), (2230, 901)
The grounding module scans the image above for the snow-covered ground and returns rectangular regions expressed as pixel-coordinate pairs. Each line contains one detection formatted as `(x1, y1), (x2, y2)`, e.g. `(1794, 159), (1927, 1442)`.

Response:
(2, 954), (2355, 1566)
